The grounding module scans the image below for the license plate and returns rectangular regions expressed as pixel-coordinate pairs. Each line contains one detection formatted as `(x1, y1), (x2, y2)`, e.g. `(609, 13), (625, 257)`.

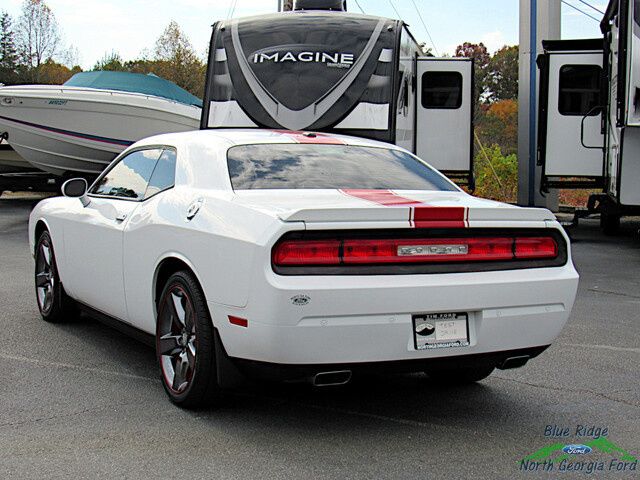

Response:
(413, 312), (470, 350)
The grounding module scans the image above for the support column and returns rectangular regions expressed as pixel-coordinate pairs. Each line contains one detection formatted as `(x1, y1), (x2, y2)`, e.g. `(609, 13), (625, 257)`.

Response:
(518, 0), (561, 208)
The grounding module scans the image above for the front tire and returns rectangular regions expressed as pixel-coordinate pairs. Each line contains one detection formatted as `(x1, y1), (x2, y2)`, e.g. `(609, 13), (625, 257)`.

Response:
(34, 230), (77, 323)
(425, 365), (495, 385)
(156, 270), (219, 408)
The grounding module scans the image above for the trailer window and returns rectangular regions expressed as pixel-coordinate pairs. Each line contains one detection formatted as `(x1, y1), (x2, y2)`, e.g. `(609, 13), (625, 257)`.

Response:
(227, 144), (457, 191)
(558, 65), (602, 116)
(421, 72), (463, 109)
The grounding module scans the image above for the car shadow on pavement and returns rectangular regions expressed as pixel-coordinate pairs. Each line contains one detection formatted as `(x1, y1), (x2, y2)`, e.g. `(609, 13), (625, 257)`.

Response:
(56, 312), (529, 432)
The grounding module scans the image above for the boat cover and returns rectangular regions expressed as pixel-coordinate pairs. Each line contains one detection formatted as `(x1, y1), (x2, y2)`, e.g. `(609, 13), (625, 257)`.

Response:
(64, 71), (202, 107)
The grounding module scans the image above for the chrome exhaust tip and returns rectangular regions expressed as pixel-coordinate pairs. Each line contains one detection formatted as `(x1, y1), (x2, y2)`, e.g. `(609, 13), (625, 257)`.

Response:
(312, 370), (352, 387)
(498, 355), (531, 370)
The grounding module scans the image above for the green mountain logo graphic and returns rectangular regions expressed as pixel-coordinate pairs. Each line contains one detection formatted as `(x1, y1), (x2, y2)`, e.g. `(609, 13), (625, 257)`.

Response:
(522, 437), (638, 464)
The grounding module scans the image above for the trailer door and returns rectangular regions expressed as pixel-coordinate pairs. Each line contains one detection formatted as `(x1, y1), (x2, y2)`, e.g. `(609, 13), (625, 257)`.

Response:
(625, 0), (640, 126)
(538, 46), (604, 189)
(415, 58), (473, 186)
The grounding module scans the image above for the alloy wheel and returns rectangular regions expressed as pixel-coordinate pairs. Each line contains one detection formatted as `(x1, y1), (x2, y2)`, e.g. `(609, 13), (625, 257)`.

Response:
(157, 286), (197, 394)
(35, 240), (55, 315)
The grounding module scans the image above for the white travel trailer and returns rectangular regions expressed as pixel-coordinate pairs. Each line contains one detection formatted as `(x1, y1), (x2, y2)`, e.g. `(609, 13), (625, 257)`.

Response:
(537, 0), (640, 233)
(201, 1), (475, 186)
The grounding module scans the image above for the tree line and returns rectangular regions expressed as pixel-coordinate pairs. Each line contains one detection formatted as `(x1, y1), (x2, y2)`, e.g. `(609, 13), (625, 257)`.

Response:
(0, 0), (205, 98)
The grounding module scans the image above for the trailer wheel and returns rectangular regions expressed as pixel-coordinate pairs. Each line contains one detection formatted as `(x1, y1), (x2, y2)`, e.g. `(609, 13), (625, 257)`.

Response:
(600, 212), (621, 235)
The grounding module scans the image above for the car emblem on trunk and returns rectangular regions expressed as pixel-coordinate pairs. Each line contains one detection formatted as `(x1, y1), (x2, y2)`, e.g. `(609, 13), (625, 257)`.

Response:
(398, 245), (468, 256)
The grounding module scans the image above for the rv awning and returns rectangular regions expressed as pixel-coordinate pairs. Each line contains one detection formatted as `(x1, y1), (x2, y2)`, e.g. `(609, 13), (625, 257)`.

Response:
(64, 71), (203, 108)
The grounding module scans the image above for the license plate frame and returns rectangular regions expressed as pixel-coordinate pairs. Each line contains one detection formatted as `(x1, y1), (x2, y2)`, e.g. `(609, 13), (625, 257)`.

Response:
(412, 312), (470, 350)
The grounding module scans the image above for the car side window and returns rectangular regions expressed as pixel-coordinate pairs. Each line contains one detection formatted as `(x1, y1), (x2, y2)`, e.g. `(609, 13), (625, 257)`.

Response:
(144, 148), (177, 199)
(91, 148), (163, 200)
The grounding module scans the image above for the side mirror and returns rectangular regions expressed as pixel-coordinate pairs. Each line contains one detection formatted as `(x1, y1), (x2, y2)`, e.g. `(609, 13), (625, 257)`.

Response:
(61, 178), (88, 198)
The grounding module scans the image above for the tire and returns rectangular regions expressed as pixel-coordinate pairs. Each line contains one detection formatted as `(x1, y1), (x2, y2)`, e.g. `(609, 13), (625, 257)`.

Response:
(34, 230), (77, 323)
(156, 270), (219, 408)
(600, 212), (620, 236)
(425, 365), (495, 385)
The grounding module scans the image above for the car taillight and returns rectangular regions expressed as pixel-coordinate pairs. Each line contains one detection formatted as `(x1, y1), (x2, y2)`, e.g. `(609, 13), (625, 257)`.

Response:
(272, 240), (341, 265)
(342, 238), (515, 263)
(514, 237), (558, 259)
(272, 236), (559, 267)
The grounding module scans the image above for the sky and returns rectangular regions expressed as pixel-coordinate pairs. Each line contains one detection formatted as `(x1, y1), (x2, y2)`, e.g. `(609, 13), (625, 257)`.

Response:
(1, 0), (609, 69)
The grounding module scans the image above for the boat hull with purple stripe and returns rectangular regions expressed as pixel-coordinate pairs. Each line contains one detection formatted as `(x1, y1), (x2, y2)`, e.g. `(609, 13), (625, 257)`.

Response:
(0, 85), (200, 175)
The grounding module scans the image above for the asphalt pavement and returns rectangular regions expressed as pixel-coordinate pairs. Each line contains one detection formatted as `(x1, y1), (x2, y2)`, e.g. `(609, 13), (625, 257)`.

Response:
(0, 196), (638, 479)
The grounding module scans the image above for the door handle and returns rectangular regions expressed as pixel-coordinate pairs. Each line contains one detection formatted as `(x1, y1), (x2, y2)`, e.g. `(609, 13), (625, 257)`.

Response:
(115, 213), (128, 222)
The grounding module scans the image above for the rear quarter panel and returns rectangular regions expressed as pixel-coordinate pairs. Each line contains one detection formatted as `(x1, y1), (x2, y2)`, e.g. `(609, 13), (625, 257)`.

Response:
(122, 187), (300, 334)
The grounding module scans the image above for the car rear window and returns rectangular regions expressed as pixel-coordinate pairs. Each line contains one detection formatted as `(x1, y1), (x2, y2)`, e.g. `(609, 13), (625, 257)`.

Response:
(227, 144), (458, 191)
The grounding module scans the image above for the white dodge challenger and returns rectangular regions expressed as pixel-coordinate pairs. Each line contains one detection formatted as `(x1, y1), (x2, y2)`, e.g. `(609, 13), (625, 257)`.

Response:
(29, 129), (579, 408)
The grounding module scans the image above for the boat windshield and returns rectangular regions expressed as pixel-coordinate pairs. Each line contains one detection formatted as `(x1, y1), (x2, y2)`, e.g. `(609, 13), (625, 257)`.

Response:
(64, 71), (203, 108)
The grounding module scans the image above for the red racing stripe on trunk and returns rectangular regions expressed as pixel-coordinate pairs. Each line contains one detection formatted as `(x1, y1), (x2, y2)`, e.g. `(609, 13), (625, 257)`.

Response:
(340, 189), (422, 206)
(411, 206), (468, 229)
(340, 189), (469, 228)
(273, 130), (345, 144)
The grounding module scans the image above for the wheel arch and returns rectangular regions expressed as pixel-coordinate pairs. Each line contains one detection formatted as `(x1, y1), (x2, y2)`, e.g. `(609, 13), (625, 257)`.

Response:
(152, 254), (207, 317)
(33, 218), (52, 255)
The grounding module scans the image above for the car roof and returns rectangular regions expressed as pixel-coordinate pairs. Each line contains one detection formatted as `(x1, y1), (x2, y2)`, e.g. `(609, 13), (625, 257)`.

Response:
(128, 129), (414, 191)
(133, 128), (406, 152)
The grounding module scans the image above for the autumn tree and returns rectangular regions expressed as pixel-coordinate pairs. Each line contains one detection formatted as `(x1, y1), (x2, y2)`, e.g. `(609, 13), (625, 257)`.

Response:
(38, 58), (81, 84)
(15, 0), (61, 82)
(454, 42), (490, 107)
(486, 45), (518, 102)
(153, 21), (205, 97)
(476, 99), (518, 156)
(0, 12), (19, 85)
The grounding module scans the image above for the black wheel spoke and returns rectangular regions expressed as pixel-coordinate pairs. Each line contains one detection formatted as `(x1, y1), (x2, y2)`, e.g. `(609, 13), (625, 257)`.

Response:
(184, 308), (195, 332)
(158, 334), (182, 356)
(186, 341), (196, 368)
(35, 272), (49, 288)
(41, 244), (51, 266)
(172, 351), (189, 392)
(170, 292), (186, 327)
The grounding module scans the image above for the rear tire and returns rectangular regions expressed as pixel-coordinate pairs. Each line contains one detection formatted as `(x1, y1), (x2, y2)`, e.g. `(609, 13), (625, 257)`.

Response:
(34, 230), (77, 323)
(425, 365), (494, 385)
(156, 270), (219, 408)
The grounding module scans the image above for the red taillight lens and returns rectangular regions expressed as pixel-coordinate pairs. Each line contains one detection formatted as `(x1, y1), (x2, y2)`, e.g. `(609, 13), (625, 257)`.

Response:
(515, 237), (558, 259)
(342, 238), (514, 264)
(272, 240), (341, 266)
(273, 236), (559, 267)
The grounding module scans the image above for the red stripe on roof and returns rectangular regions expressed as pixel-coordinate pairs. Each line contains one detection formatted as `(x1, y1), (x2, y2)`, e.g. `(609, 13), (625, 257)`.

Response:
(273, 130), (345, 144)
(340, 189), (422, 206)
(412, 206), (467, 229)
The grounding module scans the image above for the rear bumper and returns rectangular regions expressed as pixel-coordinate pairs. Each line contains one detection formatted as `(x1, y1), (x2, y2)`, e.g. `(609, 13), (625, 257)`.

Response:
(229, 346), (550, 383)
(209, 263), (579, 365)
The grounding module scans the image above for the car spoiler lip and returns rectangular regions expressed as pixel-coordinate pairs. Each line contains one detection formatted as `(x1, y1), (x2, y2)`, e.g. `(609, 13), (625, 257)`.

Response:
(278, 206), (555, 224)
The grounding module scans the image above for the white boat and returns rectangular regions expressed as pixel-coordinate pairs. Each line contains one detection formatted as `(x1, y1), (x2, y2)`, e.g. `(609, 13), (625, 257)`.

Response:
(0, 137), (33, 173)
(0, 72), (202, 176)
